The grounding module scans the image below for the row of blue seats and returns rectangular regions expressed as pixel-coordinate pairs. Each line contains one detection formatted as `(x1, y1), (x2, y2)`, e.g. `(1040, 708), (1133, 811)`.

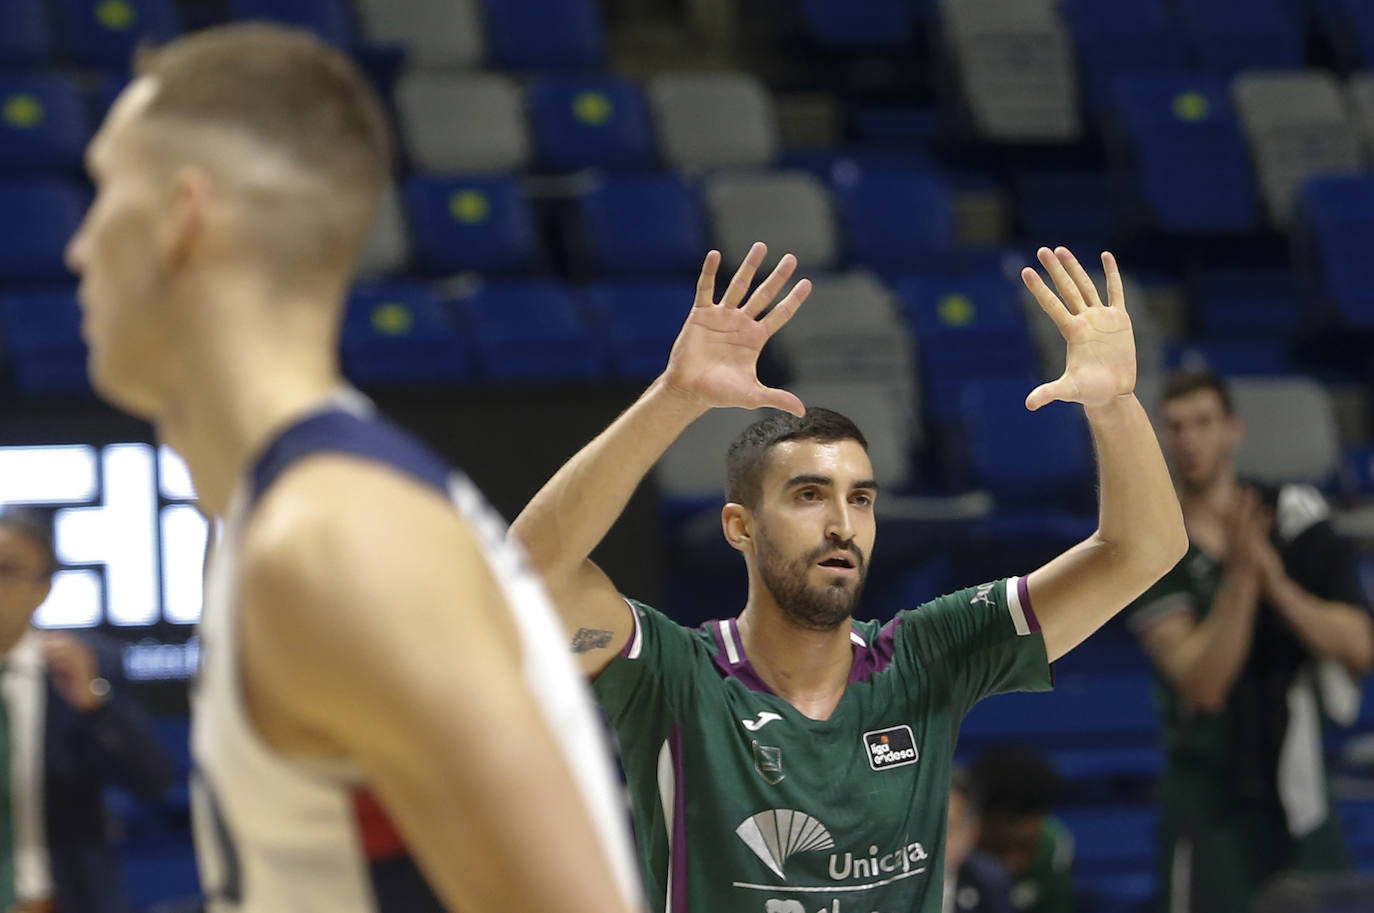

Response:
(801, 0), (1374, 83)
(0, 169), (950, 278)
(0, 0), (605, 70)
(0, 272), (1030, 387)
(0, 69), (664, 175)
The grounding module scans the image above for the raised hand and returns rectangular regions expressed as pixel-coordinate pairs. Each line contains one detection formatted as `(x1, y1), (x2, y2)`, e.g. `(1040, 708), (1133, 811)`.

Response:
(1021, 247), (1137, 412)
(662, 242), (813, 417)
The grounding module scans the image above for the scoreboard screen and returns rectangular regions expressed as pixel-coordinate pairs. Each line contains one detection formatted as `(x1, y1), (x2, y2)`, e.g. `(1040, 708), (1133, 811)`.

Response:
(0, 440), (205, 689)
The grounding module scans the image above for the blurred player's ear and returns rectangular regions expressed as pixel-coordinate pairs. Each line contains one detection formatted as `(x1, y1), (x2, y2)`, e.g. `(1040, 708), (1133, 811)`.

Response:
(160, 166), (212, 266)
(722, 502), (753, 553)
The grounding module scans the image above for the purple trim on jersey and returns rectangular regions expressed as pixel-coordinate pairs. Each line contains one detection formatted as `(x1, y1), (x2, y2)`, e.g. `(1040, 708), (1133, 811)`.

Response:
(851, 615), (903, 683)
(707, 617), (897, 689)
(707, 619), (778, 695)
(1018, 576), (1041, 633)
(668, 724), (689, 913)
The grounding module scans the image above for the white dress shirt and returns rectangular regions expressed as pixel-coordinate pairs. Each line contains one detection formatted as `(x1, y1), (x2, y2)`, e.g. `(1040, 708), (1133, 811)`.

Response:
(3, 628), (52, 902)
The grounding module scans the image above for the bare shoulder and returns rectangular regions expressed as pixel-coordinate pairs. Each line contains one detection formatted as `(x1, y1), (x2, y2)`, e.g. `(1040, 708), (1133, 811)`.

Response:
(237, 454), (515, 674)
(241, 455), (488, 595)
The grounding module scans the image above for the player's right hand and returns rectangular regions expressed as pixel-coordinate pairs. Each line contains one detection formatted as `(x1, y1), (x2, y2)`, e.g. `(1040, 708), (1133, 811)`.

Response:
(660, 242), (812, 417)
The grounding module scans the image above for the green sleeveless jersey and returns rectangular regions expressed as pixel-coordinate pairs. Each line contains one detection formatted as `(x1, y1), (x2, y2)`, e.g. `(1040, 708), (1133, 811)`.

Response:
(593, 576), (1053, 913)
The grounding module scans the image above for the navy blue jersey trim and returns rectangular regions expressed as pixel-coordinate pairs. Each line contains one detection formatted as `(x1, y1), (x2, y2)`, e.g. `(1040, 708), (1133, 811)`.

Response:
(248, 409), (452, 508)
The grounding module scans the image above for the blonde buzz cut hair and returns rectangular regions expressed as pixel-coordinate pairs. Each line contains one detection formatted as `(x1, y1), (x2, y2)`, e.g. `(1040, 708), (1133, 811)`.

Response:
(132, 23), (394, 283)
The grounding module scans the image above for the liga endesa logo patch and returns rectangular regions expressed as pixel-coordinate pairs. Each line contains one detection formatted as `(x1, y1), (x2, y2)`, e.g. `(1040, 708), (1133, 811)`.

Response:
(863, 725), (919, 771)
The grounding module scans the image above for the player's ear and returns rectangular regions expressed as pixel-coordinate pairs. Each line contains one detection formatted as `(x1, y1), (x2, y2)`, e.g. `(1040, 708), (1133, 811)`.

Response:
(159, 165), (212, 266)
(722, 502), (753, 553)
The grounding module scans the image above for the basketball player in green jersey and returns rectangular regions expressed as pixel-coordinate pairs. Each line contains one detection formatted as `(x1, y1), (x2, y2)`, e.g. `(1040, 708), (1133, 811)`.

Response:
(510, 243), (1187, 912)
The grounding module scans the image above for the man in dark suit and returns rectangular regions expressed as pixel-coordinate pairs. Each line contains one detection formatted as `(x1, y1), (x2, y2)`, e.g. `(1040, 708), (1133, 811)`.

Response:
(0, 506), (173, 913)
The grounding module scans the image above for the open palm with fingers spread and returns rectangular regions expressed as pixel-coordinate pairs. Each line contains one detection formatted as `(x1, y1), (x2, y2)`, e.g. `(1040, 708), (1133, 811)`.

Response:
(1021, 246), (1137, 412)
(663, 241), (813, 417)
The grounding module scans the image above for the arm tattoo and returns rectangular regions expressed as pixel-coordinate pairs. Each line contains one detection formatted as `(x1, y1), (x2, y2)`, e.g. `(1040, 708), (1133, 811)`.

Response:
(571, 627), (615, 654)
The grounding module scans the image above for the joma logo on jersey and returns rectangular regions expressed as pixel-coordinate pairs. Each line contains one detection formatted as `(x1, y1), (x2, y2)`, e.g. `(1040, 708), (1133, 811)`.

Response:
(863, 725), (918, 771)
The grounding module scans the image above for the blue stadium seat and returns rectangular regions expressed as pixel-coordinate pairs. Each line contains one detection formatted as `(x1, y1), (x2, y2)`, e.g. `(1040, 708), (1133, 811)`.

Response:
(0, 180), (86, 281)
(454, 280), (603, 380)
(1111, 73), (1258, 232)
(341, 282), (470, 385)
(0, 0), (52, 65)
(1193, 267), (1299, 338)
(403, 176), (538, 275)
(958, 379), (1093, 503)
(799, 0), (914, 48)
(576, 174), (704, 275)
(582, 280), (688, 379)
(1334, 0), (1374, 66)
(1057, 806), (1157, 874)
(1299, 175), (1374, 329)
(54, 0), (180, 67)
(1014, 169), (1119, 247)
(834, 169), (954, 270)
(527, 75), (655, 172)
(0, 288), (89, 393)
(961, 675), (1158, 748)
(480, 0), (604, 70)
(0, 75), (86, 173)
(895, 273), (1037, 422)
(1176, 0), (1302, 75)
(1061, 0), (1186, 108)
(227, 0), (353, 47)
(1166, 339), (1294, 375)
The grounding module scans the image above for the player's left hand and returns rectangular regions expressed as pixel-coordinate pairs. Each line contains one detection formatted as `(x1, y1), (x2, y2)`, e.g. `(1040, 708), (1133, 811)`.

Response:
(43, 632), (107, 712)
(1020, 246), (1136, 412)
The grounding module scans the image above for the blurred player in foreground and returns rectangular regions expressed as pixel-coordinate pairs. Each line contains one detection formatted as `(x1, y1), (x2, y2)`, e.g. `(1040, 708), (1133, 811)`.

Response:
(510, 242), (1187, 911)
(64, 24), (641, 913)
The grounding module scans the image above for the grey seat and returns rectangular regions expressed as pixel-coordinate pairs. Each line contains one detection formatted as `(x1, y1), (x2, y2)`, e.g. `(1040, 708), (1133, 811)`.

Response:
(655, 407), (759, 502)
(1233, 71), (1363, 226)
(647, 72), (779, 170)
(788, 379), (914, 490)
(355, 0), (484, 69)
(942, 0), (1081, 142)
(703, 170), (839, 273)
(396, 71), (530, 174)
(1231, 377), (1341, 484)
(355, 184), (410, 278)
(773, 272), (920, 445)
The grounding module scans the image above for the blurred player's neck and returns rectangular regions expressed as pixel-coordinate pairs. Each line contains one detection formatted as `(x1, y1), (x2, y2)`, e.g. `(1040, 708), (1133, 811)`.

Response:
(157, 269), (344, 517)
(1179, 463), (1240, 521)
(737, 586), (854, 720)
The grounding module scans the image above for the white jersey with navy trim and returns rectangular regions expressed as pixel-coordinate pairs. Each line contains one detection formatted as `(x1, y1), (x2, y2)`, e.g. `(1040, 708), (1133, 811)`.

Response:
(190, 395), (640, 913)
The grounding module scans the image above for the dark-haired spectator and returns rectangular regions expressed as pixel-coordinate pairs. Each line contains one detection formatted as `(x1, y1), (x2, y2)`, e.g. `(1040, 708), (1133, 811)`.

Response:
(0, 506), (173, 913)
(972, 747), (1074, 913)
(1127, 369), (1374, 913)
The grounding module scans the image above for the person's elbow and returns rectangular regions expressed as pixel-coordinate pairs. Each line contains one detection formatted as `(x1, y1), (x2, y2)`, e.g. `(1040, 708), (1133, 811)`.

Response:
(1178, 676), (1228, 716)
(1347, 613), (1374, 678)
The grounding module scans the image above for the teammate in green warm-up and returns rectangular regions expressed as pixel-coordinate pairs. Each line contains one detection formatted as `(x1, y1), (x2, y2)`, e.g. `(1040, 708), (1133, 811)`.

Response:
(1127, 369), (1374, 913)
(509, 243), (1187, 912)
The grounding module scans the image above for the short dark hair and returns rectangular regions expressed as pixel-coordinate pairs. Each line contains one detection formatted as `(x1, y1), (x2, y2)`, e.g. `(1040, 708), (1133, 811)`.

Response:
(725, 408), (869, 508)
(971, 746), (1062, 818)
(1162, 368), (1234, 415)
(0, 506), (58, 576)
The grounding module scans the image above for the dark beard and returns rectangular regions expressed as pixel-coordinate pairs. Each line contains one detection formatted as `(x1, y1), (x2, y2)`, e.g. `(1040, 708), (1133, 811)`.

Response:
(756, 527), (867, 631)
